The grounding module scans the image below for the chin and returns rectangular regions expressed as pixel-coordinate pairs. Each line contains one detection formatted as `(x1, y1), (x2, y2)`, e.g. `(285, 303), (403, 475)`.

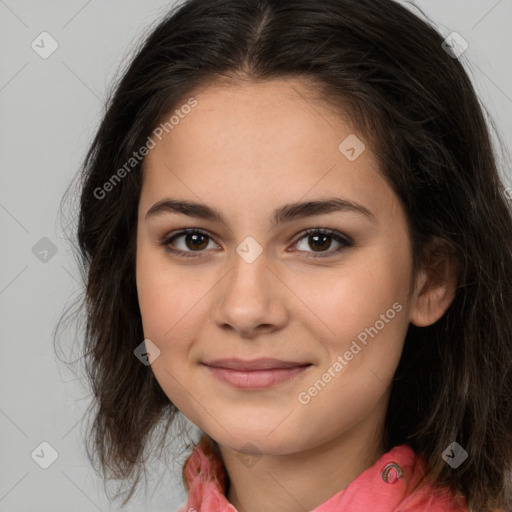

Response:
(208, 423), (310, 455)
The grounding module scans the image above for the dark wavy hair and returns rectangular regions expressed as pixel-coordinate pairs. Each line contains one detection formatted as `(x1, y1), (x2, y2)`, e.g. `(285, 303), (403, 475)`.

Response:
(56, 0), (512, 510)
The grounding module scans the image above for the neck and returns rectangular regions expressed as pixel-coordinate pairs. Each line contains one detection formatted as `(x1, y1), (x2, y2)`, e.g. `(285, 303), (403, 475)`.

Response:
(217, 400), (388, 512)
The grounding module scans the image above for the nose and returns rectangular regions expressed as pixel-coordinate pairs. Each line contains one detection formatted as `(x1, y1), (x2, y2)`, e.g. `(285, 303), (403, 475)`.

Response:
(210, 249), (289, 338)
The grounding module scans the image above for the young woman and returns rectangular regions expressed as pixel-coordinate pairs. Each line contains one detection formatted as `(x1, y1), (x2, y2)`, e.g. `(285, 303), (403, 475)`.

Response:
(64, 0), (512, 510)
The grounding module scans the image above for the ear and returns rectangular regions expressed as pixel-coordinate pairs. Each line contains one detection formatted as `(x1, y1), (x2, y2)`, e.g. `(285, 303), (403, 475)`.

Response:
(409, 237), (459, 327)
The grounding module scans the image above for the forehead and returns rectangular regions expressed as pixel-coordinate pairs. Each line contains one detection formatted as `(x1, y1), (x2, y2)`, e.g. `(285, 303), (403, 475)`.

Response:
(140, 78), (396, 223)
(147, 78), (361, 165)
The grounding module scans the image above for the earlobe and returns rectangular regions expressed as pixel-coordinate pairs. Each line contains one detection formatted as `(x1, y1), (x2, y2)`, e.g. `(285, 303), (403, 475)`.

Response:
(409, 237), (459, 327)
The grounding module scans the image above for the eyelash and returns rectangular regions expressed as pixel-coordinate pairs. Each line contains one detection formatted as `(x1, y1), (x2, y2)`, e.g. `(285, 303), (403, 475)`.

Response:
(160, 227), (353, 260)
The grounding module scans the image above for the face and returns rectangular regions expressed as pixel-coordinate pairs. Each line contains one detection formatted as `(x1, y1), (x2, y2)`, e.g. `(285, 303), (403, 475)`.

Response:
(136, 78), (416, 456)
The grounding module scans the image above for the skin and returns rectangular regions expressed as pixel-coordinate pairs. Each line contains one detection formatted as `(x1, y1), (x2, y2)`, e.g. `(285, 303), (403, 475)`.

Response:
(135, 78), (458, 512)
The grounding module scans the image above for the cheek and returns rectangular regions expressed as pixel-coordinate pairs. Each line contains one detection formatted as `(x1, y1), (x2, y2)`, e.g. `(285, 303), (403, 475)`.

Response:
(136, 241), (185, 350)
(136, 260), (171, 340)
(136, 242), (215, 363)
(299, 256), (408, 337)
(295, 242), (411, 379)
(136, 246), (205, 419)
(137, 240), (187, 333)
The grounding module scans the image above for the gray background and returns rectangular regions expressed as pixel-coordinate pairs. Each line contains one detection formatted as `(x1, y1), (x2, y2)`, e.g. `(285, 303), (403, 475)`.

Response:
(0, 1), (511, 511)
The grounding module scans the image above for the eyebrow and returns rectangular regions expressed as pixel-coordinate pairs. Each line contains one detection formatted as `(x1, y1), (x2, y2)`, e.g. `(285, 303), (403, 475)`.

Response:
(145, 197), (376, 227)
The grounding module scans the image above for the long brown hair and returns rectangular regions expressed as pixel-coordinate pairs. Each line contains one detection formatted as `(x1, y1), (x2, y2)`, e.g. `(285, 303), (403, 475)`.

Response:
(57, 0), (512, 510)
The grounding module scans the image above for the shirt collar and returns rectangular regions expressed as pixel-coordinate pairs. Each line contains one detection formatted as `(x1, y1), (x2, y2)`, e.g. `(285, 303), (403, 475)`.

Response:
(179, 434), (467, 512)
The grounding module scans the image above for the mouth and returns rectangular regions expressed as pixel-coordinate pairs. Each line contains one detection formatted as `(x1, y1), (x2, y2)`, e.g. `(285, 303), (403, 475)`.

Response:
(202, 358), (312, 389)
(203, 358), (311, 370)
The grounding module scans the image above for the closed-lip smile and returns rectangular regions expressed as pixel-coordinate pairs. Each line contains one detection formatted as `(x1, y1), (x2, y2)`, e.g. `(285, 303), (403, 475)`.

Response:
(202, 358), (311, 370)
(202, 358), (312, 389)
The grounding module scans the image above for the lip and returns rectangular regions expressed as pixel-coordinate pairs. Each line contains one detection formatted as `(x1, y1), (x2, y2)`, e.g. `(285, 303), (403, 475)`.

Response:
(203, 358), (310, 370)
(202, 358), (312, 389)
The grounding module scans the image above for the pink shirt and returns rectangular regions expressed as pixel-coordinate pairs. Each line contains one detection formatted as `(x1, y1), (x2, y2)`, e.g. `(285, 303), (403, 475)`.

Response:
(175, 435), (468, 512)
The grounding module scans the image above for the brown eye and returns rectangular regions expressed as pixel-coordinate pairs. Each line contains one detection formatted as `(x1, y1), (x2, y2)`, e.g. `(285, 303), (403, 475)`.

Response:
(307, 233), (332, 252)
(161, 229), (218, 258)
(161, 227), (352, 260)
(183, 232), (209, 251)
(294, 228), (352, 259)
